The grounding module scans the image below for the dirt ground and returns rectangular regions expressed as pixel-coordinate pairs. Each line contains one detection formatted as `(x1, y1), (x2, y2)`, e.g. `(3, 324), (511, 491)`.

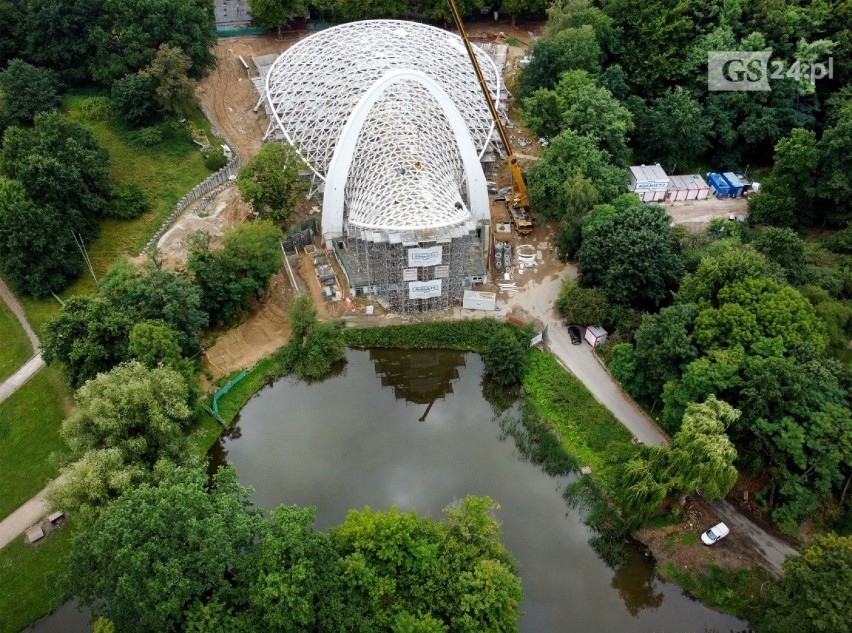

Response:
(196, 33), (301, 162)
(637, 498), (765, 576)
(667, 197), (749, 229)
(202, 270), (293, 379)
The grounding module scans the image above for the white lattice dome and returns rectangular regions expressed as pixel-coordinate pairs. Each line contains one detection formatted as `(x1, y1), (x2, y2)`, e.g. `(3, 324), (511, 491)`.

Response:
(263, 20), (500, 236)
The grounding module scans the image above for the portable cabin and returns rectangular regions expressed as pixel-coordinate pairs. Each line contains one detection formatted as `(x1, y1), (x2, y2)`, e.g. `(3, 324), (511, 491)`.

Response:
(707, 172), (733, 198)
(628, 164), (670, 202)
(667, 174), (710, 201)
(722, 172), (745, 197)
(584, 325), (608, 349)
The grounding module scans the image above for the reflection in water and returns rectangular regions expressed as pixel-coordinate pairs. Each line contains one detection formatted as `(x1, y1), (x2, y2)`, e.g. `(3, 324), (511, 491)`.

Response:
(368, 349), (466, 421)
(613, 544), (665, 617)
(29, 349), (747, 633)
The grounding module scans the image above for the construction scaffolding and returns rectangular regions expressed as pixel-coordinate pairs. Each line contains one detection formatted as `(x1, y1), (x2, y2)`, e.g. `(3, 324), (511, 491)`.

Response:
(332, 223), (487, 313)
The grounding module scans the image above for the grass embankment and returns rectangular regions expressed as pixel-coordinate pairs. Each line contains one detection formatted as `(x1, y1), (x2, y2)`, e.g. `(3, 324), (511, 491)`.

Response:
(0, 525), (75, 633)
(19, 94), (213, 333)
(0, 298), (31, 383)
(0, 95), (217, 631)
(659, 562), (771, 620)
(0, 367), (72, 520)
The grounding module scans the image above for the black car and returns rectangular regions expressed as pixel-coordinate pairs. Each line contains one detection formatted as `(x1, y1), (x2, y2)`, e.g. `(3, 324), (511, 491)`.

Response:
(568, 325), (582, 345)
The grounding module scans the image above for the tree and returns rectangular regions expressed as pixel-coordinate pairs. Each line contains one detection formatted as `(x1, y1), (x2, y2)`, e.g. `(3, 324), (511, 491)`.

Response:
(518, 26), (602, 96)
(41, 297), (135, 387)
(615, 449), (668, 528)
(329, 497), (522, 631)
(111, 73), (159, 126)
(239, 505), (362, 631)
(692, 277), (827, 355)
(22, 0), (104, 81)
(523, 70), (633, 162)
(0, 59), (61, 124)
(555, 279), (610, 325)
(577, 203), (684, 308)
(527, 129), (625, 221)
(819, 98), (852, 226)
(629, 303), (699, 401)
(98, 257), (208, 356)
(750, 226), (806, 283)
(418, 0), (483, 23)
(60, 361), (193, 465)
(187, 221), (283, 324)
(483, 328), (528, 386)
(0, 178), (83, 297)
(328, 0), (408, 20)
(499, 0), (548, 26)
(129, 321), (183, 368)
(88, 0), (216, 83)
(247, 0), (306, 33)
(65, 466), (263, 633)
(139, 44), (196, 118)
(677, 241), (775, 307)
(236, 143), (308, 222)
(1, 111), (113, 224)
(636, 87), (710, 172)
(665, 396), (739, 502)
(755, 534), (852, 633)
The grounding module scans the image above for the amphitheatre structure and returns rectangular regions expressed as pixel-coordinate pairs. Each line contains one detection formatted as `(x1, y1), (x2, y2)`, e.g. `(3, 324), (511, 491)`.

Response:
(259, 20), (504, 312)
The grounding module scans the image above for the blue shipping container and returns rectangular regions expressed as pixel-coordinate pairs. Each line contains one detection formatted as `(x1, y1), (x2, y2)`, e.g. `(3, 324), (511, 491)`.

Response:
(707, 172), (732, 197)
(722, 172), (745, 197)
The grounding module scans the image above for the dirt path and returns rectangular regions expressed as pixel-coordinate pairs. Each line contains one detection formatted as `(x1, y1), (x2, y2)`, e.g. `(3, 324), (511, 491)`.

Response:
(196, 34), (300, 162)
(668, 197), (748, 229)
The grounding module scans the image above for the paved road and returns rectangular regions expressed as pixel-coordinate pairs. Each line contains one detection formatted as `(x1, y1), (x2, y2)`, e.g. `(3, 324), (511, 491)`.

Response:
(0, 354), (45, 405)
(0, 275), (40, 352)
(508, 268), (798, 573)
(0, 476), (65, 549)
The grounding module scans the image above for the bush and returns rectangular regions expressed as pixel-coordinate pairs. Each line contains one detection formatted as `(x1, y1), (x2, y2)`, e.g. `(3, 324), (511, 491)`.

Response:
(204, 145), (228, 171)
(79, 96), (113, 122)
(111, 181), (149, 219)
(483, 328), (529, 386)
(111, 73), (158, 127)
(131, 126), (163, 147)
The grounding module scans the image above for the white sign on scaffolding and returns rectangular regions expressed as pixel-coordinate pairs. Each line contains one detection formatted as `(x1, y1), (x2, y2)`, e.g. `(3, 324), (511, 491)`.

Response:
(402, 268), (418, 281)
(407, 246), (443, 267)
(409, 279), (442, 299)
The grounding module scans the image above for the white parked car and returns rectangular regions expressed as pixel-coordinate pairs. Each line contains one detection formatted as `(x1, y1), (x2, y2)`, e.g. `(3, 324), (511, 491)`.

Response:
(700, 522), (730, 545)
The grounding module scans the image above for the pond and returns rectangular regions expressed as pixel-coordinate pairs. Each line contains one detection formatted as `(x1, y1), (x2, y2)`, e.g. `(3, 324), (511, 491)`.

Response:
(209, 349), (745, 633)
(29, 349), (746, 632)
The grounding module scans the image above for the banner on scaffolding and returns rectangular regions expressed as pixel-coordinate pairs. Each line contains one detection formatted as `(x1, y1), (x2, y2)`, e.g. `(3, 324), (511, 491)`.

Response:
(407, 246), (443, 267)
(409, 279), (442, 299)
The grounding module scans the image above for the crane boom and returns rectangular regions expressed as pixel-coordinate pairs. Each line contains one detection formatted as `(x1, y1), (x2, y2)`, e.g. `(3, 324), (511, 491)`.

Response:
(446, 0), (530, 212)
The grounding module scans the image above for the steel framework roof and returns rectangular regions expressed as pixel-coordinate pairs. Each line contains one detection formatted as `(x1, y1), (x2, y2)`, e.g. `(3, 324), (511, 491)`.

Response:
(263, 20), (500, 235)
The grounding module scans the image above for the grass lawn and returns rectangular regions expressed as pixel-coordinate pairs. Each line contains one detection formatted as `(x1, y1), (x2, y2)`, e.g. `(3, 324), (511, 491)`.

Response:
(0, 298), (31, 383)
(0, 523), (75, 633)
(523, 350), (639, 489)
(0, 367), (73, 520)
(19, 94), (214, 334)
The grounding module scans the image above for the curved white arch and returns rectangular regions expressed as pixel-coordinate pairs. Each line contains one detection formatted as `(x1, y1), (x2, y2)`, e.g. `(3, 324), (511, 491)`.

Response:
(322, 70), (489, 237)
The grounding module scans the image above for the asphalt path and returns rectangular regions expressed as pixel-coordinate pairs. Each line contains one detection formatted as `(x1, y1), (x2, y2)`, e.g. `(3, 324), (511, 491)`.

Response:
(508, 269), (798, 574)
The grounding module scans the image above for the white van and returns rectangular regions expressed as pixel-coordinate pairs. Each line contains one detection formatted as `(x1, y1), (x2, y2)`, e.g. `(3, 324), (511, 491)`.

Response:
(700, 522), (730, 545)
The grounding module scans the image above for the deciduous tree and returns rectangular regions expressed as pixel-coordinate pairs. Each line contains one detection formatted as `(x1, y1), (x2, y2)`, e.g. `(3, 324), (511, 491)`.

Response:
(665, 396), (739, 502)
(236, 143), (308, 222)
(41, 297), (135, 387)
(0, 178), (82, 297)
(139, 44), (196, 118)
(518, 26), (602, 96)
(636, 87), (710, 172)
(483, 328), (528, 386)
(755, 534), (852, 633)
(65, 466), (263, 632)
(577, 203), (683, 308)
(247, 0), (306, 33)
(186, 221), (283, 324)
(0, 59), (60, 124)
